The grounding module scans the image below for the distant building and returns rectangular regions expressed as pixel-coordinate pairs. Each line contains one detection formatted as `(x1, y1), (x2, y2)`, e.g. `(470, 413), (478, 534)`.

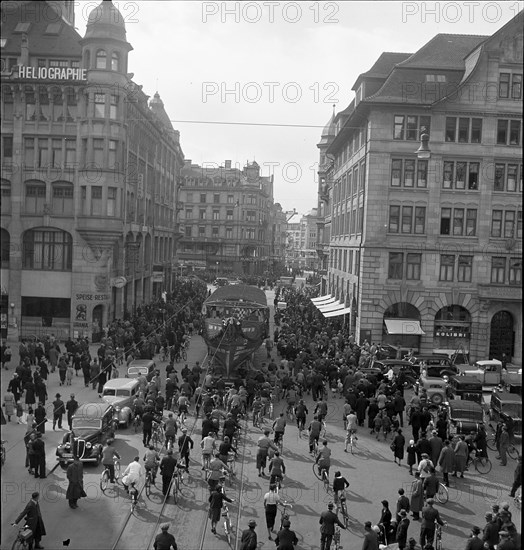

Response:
(317, 18), (522, 363)
(285, 210), (320, 271)
(0, 1), (184, 341)
(178, 160), (277, 276)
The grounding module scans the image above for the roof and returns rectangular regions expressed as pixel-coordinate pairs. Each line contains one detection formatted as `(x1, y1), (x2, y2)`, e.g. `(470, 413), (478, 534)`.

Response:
(102, 378), (140, 389)
(448, 400), (483, 411)
(205, 284), (267, 307)
(451, 376), (482, 385)
(491, 392), (522, 402)
(352, 52), (412, 90)
(75, 402), (112, 417)
(85, 0), (127, 41)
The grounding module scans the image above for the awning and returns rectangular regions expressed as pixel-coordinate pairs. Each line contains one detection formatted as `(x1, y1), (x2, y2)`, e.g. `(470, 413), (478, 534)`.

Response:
(311, 294), (334, 303)
(384, 319), (425, 335)
(323, 306), (352, 318)
(314, 297), (337, 307)
(318, 301), (344, 312)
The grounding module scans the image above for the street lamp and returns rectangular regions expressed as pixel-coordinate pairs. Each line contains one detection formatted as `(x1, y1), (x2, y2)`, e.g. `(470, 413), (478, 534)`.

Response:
(415, 128), (431, 159)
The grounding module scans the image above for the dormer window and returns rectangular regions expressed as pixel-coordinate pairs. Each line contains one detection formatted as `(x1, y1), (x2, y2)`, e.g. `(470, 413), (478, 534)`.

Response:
(111, 52), (119, 71)
(95, 49), (107, 69)
(425, 74), (446, 83)
(13, 22), (31, 33)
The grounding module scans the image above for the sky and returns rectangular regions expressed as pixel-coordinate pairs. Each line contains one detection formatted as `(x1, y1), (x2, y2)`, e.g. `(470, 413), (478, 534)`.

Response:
(74, 1), (522, 213)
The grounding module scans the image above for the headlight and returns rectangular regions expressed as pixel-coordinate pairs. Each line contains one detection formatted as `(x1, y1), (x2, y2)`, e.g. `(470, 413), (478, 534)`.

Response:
(86, 442), (92, 449)
(115, 407), (121, 412)
(65, 443), (71, 449)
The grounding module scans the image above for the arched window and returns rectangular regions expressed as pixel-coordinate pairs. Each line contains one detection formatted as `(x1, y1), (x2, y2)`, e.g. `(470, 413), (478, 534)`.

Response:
(1, 179), (11, 214)
(1, 228), (9, 268)
(23, 227), (72, 271)
(95, 49), (107, 69)
(111, 51), (119, 71)
(51, 181), (74, 214)
(434, 305), (471, 346)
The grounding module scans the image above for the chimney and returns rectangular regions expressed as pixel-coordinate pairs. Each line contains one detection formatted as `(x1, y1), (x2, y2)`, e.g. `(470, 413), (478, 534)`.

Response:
(184, 159), (192, 168)
(225, 160), (231, 169)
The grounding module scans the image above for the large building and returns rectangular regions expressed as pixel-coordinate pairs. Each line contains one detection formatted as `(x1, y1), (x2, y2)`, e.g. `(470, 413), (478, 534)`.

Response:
(0, 1), (184, 341)
(317, 18), (522, 364)
(177, 160), (279, 276)
(286, 210), (320, 272)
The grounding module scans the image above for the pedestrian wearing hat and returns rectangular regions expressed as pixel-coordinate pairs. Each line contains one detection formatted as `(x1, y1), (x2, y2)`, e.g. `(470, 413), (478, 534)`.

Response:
(239, 520), (258, 550)
(407, 439), (417, 475)
(66, 394), (79, 431)
(452, 435), (468, 477)
(498, 531), (517, 550)
(410, 472), (423, 520)
(482, 512), (499, 550)
(33, 432), (46, 478)
(362, 520), (379, 550)
(498, 426), (510, 466)
(465, 526), (484, 550)
(66, 456), (86, 509)
(52, 393), (65, 430)
(159, 449), (177, 497)
(177, 427), (194, 471)
(429, 431), (443, 466)
(378, 500), (392, 543)
(2, 388), (15, 422)
(319, 502), (345, 550)
(420, 499), (445, 547)
(12, 491), (46, 549)
(437, 439), (455, 487)
(153, 523), (177, 550)
(275, 519), (298, 550)
(396, 510), (410, 549)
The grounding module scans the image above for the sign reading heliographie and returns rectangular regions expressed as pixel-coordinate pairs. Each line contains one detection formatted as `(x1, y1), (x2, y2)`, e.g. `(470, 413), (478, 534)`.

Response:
(18, 65), (87, 80)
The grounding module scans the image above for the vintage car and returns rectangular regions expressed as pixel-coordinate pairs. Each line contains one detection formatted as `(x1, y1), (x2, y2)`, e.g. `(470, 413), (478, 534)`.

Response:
(490, 391), (522, 439)
(126, 358), (156, 382)
(460, 359), (522, 387)
(447, 400), (485, 437)
(415, 375), (448, 406)
(213, 277), (229, 287)
(373, 360), (418, 386)
(409, 354), (458, 377)
(101, 378), (139, 427)
(447, 375), (483, 404)
(56, 403), (115, 468)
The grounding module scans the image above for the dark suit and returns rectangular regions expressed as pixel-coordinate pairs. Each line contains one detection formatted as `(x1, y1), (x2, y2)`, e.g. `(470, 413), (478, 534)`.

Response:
(420, 505), (444, 547)
(15, 499), (46, 547)
(32, 438), (46, 478)
(465, 536), (485, 550)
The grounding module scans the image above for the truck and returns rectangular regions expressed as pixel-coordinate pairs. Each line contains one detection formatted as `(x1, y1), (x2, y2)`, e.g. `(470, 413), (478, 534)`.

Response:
(459, 359), (522, 389)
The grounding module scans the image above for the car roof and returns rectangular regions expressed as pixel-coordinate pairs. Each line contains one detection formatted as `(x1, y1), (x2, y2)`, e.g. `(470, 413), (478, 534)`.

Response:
(474, 360), (502, 366)
(377, 360), (413, 366)
(491, 392), (522, 403)
(103, 378), (139, 389)
(452, 376), (482, 385)
(420, 376), (447, 383)
(448, 400), (483, 412)
(128, 359), (155, 366)
(75, 402), (112, 418)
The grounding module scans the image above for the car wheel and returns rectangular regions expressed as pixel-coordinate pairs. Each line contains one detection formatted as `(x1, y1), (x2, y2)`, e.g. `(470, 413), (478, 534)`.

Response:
(431, 393), (444, 405)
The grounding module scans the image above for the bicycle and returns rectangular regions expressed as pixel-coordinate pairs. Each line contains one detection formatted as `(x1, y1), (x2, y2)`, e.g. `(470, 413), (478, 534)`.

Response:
(486, 436), (519, 459)
(274, 433), (284, 453)
(129, 482), (139, 511)
(313, 463), (330, 493)
(10, 524), (33, 550)
(1, 440), (6, 467)
(435, 482), (449, 505)
(100, 456), (121, 492)
(144, 466), (157, 497)
(172, 464), (185, 503)
(514, 487), (521, 509)
(286, 403), (295, 421)
(151, 423), (165, 449)
(338, 494), (350, 529)
(435, 522), (446, 550)
(278, 501), (293, 529)
(332, 524), (343, 549)
(133, 413), (142, 434)
(253, 409), (264, 428)
(344, 430), (358, 454)
(222, 504), (233, 544)
(467, 452), (492, 474)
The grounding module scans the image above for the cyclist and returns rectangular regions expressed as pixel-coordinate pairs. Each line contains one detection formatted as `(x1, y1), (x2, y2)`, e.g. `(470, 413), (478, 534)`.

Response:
(144, 445), (160, 485)
(308, 416), (322, 454)
(344, 410), (358, 453)
(333, 471), (350, 512)
(218, 436), (237, 465)
(252, 396), (264, 425)
(177, 393), (190, 423)
(263, 483), (282, 540)
(257, 429), (278, 477)
(201, 432), (216, 470)
(101, 438), (121, 484)
(223, 413), (240, 441)
(342, 399), (352, 429)
(286, 386), (297, 416)
(315, 440), (332, 479)
(164, 413), (178, 450)
(207, 453), (231, 492)
(122, 456), (144, 493)
(268, 450), (286, 488)
(177, 427), (194, 471)
(208, 485), (234, 535)
(159, 449), (177, 497)
(272, 413), (287, 446)
(294, 399), (308, 431)
(133, 394), (145, 421)
(314, 399), (328, 424)
(319, 502), (346, 550)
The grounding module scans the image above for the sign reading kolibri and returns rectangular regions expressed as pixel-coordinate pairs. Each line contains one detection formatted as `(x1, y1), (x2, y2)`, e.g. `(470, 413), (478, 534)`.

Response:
(18, 66), (87, 80)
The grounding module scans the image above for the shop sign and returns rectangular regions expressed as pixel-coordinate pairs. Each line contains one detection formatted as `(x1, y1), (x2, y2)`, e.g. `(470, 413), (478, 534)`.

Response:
(435, 330), (468, 338)
(75, 293), (110, 301)
(152, 272), (164, 283)
(18, 65), (87, 80)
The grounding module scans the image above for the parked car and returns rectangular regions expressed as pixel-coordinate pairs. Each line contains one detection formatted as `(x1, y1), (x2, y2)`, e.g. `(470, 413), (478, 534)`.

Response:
(56, 403), (115, 468)
(490, 391), (522, 439)
(415, 375), (448, 406)
(127, 359), (156, 382)
(447, 375), (483, 404)
(460, 359), (522, 386)
(408, 354), (452, 376)
(101, 378), (139, 427)
(447, 400), (485, 437)
(424, 364), (461, 379)
(373, 360), (418, 386)
(213, 277), (229, 287)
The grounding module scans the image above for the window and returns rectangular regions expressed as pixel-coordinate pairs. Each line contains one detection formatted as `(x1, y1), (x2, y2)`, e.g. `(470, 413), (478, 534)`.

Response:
(51, 139), (62, 168)
(212, 210), (219, 220)
(184, 226), (192, 237)
(391, 160), (401, 187)
(453, 208), (464, 236)
(227, 195), (234, 204)
(393, 115), (430, 140)
(509, 258), (522, 285)
(491, 257), (506, 283)
(406, 253), (421, 280)
(25, 182), (46, 213)
(109, 95), (118, 119)
(226, 210), (233, 221)
(200, 193), (206, 203)
(65, 139), (76, 167)
(185, 209), (192, 219)
(94, 93), (105, 117)
(458, 255), (472, 282)
(108, 140), (118, 167)
(111, 52), (119, 71)
(494, 164), (505, 191)
(499, 73), (510, 98)
(440, 208), (451, 235)
(212, 227), (219, 237)
(1, 182), (11, 214)
(507, 165), (518, 192)
(388, 206), (400, 233)
(504, 211), (515, 238)
(401, 206), (413, 233)
(468, 163), (479, 189)
(404, 160), (415, 187)
(417, 160), (428, 188)
(213, 194), (220, 204)
(414, 207), (426, 234)
(509, 120), (521, 145)
(22, 228), (72, 271)
(439, 255), (455, 281)
(471, 119), (482, 143)
(95, 49), (107, 69)
(445, 117), (456, 142)
(246, 211), (256, 222)
(91, 186), (102, 215)
(458, 118), (469, 142)
(51, 183), (73, 214)
(38, 139), (48, 168)
(512, 74), (522, 99)
(388, 252), (403, 279)
(199, 209), (206, 220)
(186, 192), (193, 202)
(93, 138), (104, 166)
(198, 226), (205, 236)
(466, 209), (477, 236)
(442, 161), (479, 190)
(491, 210), (502, 237)
(226, 227), (232, 238)
(426, 74), (446, 82)
(517, 211), (522, 239)
(107, 187), (117, 216)
(390, 159), (427, 188)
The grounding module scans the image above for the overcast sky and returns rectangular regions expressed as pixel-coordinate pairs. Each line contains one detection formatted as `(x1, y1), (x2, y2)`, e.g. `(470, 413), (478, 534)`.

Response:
(75, 1), (521, 213)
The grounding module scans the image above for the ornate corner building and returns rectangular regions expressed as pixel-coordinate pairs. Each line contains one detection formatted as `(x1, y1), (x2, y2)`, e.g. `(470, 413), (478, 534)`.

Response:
(316, 17), (522, 364)
(0, 1), (184, 341)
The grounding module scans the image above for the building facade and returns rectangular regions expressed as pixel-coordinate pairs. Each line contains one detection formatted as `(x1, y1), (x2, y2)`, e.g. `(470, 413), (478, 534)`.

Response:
(177, 160), (277, 276)
(318, 19), (522, 364)
(0, 1), (184, 341)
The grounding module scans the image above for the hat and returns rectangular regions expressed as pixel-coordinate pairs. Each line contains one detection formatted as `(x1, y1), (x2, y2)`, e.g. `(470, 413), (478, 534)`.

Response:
(485, 512), (493, 519)
(426, 498), (434, 505)
(248, 520), (257, 527)
(472, 526), (481, 535)
(161, 523), (170, 531)
(381, 500), (389, 507)
(409, 440), (415, 445)
(56, 393), (61, 398)
(421, 453), (429, 458)
(282, 519), (291, 528)
(364, 521), (372, 529)
(400, 510), (407, 517)
(182, 427), (187, 432)
(499, 531), (510, 537)
(328, 502), (334, 508)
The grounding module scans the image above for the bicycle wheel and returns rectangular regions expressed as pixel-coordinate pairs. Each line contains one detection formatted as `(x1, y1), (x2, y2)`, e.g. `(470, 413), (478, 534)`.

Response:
(475, 456), (492, 474)
(1, 447), (5, 467)
(508, 445), (520, 460)
(145, 476), (151, 497)
(486, 435), (497, 451)
(11, 538), (28, 550)
(172, 475), (179, 503)
(225, 520), (231, 545)
(312, 462), (323, 481)
(436, 483), (449, 504)
(100, 470), (109, 492)
(514, 488), (521, 510)
(114, 461), (121, 482)
(323, 471), (330, 493)
(134, 418), (141, 434)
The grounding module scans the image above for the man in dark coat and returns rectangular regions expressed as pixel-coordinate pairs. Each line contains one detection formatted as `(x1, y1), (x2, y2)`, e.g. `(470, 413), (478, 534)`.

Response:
(239, 519), (258, 550)
(153, 523), (177, 550)
(159, 450), (177, 497)
(319, 502), (345, 550)
(396, 510), (410, 550)
(355, 393), (369, 427)
(419, 498), (445, 547)
(13, 491), (46, 549)
(34, 403), (47, 434)
(362, 520), (379, 550)
(396, 488), (410, 523)
(66, 457), (86, 508)
(32, 433), (46, 478)
(465, 526), (485, 550)
(52, 393), (65, 430)
(275, 519), (299, 550)
(65, 394), (79, 430)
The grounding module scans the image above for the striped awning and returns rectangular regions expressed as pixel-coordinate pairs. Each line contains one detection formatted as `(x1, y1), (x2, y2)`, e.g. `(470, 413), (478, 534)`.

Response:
(317, 301), (344, 312)
(323, 306), (352, 318)
(311, 295), (334, 304)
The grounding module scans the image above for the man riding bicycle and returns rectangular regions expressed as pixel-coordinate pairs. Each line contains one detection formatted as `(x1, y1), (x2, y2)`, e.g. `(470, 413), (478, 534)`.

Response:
(333, 471), (350, 511)
(143, 445), (160, 484)
(268, 450), (286, 487)
(316, 440), (332, 478)
(272, 413), (287, 445)
(295, 399), (308, 430)
(122, 456), (144, 493)
(344, 410), (358, 453)
(308, 416), (322, 454)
